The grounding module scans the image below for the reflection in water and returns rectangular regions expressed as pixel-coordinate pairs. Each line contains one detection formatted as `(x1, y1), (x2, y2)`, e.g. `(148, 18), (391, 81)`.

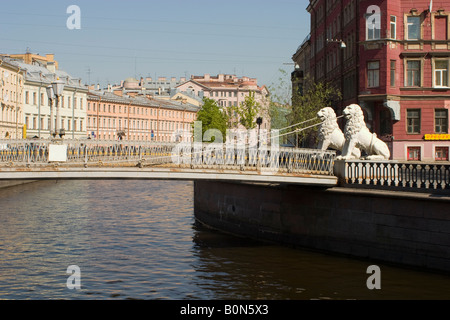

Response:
(0, 180), (449, 300)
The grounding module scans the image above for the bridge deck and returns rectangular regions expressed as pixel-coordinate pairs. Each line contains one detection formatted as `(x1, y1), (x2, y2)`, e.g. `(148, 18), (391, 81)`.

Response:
(0, 166), (338, 187)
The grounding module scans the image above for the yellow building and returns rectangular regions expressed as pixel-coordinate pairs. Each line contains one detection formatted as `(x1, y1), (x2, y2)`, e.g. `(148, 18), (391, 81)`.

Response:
(170, 92), (202, 107)
(0, 59), (24, 139)
(0, 53), (58, 70)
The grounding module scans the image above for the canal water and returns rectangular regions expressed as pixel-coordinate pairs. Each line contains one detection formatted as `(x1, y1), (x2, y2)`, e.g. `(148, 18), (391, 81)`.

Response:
(0, 180), (449, 300)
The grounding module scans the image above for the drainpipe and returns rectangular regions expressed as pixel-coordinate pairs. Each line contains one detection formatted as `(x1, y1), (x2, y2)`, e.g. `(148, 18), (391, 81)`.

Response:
(182, 107), (185, 142)
(157, 104), (160, 141)
(16, 67), (22, 139)
(127, 101), (131, 140)
(97, 96), (101, 140)
(38, 81), (44, 138)
(72, 88), (77, 139)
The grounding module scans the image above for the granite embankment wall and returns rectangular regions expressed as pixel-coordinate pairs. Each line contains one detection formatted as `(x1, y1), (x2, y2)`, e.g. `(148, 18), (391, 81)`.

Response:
(194, 181), (450, 273)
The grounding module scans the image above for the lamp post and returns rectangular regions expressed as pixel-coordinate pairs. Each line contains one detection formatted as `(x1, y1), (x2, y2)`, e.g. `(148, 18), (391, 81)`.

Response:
(256, 117), (263, 170)
(46, 85), (54, 137)
(52, 79), (65, 138)
(256, 117), (263, 149)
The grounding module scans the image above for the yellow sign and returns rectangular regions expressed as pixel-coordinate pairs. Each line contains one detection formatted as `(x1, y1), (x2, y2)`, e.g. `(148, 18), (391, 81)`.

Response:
(23, 124), (27, 139)
(424, 134), (450, 140)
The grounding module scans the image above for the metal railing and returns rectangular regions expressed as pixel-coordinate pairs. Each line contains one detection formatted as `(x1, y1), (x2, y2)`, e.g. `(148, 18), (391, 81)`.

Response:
(335, 160), (450, 191)
(0, 139), (337, 176)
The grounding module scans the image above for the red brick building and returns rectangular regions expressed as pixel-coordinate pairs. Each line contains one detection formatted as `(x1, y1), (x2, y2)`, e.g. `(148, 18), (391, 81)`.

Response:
(294, 0), (450, 161)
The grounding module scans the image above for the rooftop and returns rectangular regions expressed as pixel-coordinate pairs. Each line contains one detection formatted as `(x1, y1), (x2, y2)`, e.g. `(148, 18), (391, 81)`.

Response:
(1, 56), (86, 90)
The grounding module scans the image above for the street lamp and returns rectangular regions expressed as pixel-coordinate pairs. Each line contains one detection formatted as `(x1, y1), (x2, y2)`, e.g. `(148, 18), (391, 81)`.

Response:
(256, 117), (263, 149)
(326, 38), (346, 48)
(51, 79), (65, 138)
(46, 85), (55, 137)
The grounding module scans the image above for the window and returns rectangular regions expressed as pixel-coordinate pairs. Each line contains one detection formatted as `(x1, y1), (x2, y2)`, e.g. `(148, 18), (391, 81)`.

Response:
(435, 16), (448, 40)
(407, 109), (421, 134)
(390, 16), (396, 39)
(407, 147), (421, 161)
(407, 16), (421, 40)
(406, 60), (421, 87)
(434, 60), (449, 88)
(366, 7), (381, 40)
(435, 109), (448, 133)
(390, 60), (396, 87)
(435, 147), (449, 161)
(367, 61), (380, 88)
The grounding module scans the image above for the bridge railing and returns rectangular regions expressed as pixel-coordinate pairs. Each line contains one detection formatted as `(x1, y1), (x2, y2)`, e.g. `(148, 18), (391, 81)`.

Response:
(334, 160), (450, 191)
(171, 142), (336, 175)
(0, 140), (336, 176)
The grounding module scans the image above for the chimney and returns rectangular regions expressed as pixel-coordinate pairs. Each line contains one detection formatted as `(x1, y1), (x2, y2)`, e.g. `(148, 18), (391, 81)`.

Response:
(46, 61), (56, 73)
(218, 74), (224, 82)
(204, 74), (210, 81)
(45, 53), (54, 61)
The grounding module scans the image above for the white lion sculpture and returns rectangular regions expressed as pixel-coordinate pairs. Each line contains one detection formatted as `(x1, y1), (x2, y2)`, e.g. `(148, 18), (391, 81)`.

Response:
(337, 104), (390, 160)
(317, 107), (361, 158)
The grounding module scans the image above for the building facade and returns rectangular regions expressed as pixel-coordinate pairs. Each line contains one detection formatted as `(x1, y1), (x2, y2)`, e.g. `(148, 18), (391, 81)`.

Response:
(176, 74), (270, 131)
(294, 0), (450, 161)
(109, 76), (187, 98)
(2, 54), (88, 140)
(0, 60), (24, 139)
(87, 91), (198, 142)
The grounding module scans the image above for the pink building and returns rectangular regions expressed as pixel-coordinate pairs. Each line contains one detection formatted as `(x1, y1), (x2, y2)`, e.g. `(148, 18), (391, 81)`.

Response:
(176, 74), (270, 130)
(87, 91), (198, 142)
(294, 0), (450, 161)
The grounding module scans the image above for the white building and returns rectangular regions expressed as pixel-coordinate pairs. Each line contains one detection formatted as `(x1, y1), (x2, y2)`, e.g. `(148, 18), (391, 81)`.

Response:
(3, 57), (88, 139)
(0, 60), (24, 139)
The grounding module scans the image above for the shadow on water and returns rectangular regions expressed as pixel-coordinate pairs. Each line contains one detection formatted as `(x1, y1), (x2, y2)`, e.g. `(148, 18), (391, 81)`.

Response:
(190, 221), (450, 300)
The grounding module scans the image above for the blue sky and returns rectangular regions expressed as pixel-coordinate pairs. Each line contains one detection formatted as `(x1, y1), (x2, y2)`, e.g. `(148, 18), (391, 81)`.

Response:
(0, 0), (310, 89)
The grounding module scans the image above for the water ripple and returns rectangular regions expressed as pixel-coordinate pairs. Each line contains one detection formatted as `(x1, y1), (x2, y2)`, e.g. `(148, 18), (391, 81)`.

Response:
(1, 180), (450, 300)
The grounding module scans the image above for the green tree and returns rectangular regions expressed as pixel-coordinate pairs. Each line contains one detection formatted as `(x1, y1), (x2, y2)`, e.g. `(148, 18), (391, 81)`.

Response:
(268, 69), (341, 147)
(267, 68), (291, 141)
(288, 76), (341, 146)
(223, 105), (239, 129)
(236, 91), (261, 129)
(195, 98), (227, 142)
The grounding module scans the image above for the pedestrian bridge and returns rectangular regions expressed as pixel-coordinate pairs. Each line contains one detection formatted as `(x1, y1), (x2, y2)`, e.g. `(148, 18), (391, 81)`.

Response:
(0, 139), (338, 187)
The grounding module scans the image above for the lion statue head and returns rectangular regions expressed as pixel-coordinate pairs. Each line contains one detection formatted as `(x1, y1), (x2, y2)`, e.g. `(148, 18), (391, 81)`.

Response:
(343, 104), (365, 140)
(317, 107), (339, 140)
